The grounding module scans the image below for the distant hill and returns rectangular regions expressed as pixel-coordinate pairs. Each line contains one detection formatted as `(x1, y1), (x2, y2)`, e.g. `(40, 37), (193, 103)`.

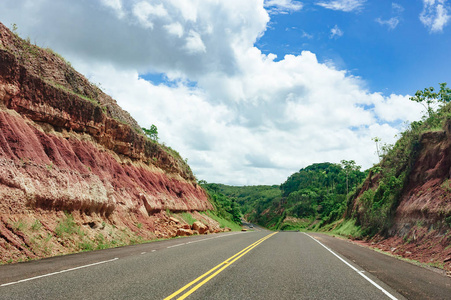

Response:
(211, 88), (451, 271)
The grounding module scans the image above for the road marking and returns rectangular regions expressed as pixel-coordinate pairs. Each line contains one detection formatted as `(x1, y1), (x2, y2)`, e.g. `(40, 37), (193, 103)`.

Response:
(164, 232), (278, 300)
(185, 232), (244, 245)
(304, 233), (398, 300)
(141, 252), (146, 255)
(167, 243), (186, 249)
(168, 232), (245, 248)
(0, 258), (119, 287)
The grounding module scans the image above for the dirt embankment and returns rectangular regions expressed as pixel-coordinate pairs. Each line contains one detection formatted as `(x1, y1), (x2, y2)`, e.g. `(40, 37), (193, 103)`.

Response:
(0, 22), (223, 264)
(349, 120), (451, 271)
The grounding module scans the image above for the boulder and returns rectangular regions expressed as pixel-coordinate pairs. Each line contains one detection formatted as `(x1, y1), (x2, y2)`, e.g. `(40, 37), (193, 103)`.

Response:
(192, 221), (208, 234)
(176, 228), (193, 236)
(170, 217), (181, 224)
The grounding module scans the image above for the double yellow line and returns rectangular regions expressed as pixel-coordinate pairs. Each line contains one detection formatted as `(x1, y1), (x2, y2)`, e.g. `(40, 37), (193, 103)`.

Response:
(164, 232), (278, 300)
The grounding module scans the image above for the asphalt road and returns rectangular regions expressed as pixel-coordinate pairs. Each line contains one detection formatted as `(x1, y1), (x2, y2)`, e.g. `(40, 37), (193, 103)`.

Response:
(0, 231), (449, 299)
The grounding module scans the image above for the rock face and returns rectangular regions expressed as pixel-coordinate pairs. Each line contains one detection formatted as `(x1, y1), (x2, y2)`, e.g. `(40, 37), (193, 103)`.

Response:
(348, 120), (451, 271)
(0, 22), (217, 263)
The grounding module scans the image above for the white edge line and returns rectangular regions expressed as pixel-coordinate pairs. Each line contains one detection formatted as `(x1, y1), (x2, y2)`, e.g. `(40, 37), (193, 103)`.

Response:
(167, 231), (245, 248)
(186, 231), (244, 245)
(167, 243), (186, 248)
(304, 233), (398, 300)
(1, 257), (119, 287)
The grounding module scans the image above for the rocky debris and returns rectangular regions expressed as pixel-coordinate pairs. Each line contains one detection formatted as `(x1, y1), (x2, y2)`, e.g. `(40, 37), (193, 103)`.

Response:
(169, 217), (181, 224)
(176, 228), (194, 236)
(192, 221), (209, 234)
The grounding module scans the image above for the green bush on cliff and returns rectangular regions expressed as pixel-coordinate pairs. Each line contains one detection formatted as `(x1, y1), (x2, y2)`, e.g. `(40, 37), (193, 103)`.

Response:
(348, 83), (451, 236)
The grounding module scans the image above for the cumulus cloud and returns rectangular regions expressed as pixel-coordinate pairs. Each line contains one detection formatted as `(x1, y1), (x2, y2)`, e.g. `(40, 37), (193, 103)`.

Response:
(330, 25), (344, 38)
(316, 0), (366, 12)
(100, 0), (125, 18)
(420, 0), (450, 33)
(0, 0), (424, 185)
(132, 2), (168, 29)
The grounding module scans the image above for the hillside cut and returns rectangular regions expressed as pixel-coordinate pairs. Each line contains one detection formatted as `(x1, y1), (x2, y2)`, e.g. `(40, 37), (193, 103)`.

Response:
(0, 22), (216, 263)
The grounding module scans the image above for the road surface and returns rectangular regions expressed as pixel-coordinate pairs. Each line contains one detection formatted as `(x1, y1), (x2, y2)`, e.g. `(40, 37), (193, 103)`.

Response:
(0, 231), (450, 299)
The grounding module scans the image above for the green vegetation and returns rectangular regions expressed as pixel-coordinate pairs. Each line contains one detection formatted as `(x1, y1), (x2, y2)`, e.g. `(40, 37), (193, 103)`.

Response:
(142, 124), (159, 141)
(204, 211), (242, 231)
(55, 213), (80, 237)
(345, 84), (451, 237)
(210, 162), (366, 231)
(200, 183), (242, 226)
(12, 220), (26, 232)
(180, 212), (197, 225)
(212, 83), (451, 239)
(31, 219), (42, 231)
(410, 82), (450, 117)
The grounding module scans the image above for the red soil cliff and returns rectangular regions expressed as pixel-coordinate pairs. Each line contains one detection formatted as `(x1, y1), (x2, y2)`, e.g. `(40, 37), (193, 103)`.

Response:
(348, 120), (451, 271)
(0, 22), (218, 263)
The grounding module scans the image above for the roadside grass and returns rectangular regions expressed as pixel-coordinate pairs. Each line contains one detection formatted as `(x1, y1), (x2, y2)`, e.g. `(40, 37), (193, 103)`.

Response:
(204, 211), (242, 231)
(329, 219), (363, 239)
(179, 212), (197, 225)
(55, 213), (81, 237)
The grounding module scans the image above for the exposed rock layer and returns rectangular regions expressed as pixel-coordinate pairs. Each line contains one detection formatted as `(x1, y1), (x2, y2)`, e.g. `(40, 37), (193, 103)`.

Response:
(349, 120), (451, 271)
(0, 22), (217, 263)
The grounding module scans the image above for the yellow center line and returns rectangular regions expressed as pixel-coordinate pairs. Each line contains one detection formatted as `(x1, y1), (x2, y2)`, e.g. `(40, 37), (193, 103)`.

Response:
(164, 232), (278, 300)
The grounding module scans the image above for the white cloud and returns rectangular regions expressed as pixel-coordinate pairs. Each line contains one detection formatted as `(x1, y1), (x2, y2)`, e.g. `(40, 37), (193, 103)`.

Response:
(420, 0), (450, 33)
(164, 22), (184, 38)
(316, 0), (366, 12)
(265, 0), (304, 14)
(0, 0), (424, 185)
(184, 30), (206, 53)
(330, 25), (344, 38)
(392, 3), (404, 13)
(132, 2), (168, 29)
(100, 0), (125, 18)
(376, 17), (400, 30)
(301, 30), (313, 39)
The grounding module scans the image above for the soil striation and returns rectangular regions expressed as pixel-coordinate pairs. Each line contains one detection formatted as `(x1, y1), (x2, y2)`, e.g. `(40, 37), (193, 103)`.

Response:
(0, 22), (223, 264)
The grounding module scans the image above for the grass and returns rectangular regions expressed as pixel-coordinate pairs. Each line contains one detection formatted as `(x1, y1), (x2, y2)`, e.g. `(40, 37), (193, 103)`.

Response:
(55, 213), (81, 237)
(331, 219), (363, 239)
(31, 219), (42, 231)
(204, 211), (242, 231)
(12, 220), (26, 232)
(180, 212), (197, 225)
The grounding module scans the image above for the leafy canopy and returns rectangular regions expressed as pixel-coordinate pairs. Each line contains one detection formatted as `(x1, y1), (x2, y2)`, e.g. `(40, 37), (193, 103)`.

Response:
(142, 124), (158, 141)
(410, 82), (451, 117)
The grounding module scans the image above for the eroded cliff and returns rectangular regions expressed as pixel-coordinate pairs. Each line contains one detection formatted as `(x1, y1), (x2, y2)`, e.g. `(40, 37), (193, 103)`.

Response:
(0, 22), (222, 263)
(348, 115), (451, 270)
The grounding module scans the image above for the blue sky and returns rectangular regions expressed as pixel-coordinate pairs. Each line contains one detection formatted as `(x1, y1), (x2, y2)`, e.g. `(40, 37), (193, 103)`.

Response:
(0, 0), (448, 185)
(259, 0), (450, 96)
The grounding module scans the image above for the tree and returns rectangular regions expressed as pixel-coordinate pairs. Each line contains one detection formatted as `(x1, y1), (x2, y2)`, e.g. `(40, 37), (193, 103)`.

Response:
(372, 137), (381, 162)
(142, 124), (158, 141)
(410, 82), (451, 117)
(340, 160), (359, 196)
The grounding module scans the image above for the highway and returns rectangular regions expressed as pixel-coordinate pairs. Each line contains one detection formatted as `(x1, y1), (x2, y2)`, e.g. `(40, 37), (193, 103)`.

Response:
(0, 230), (450, 299)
